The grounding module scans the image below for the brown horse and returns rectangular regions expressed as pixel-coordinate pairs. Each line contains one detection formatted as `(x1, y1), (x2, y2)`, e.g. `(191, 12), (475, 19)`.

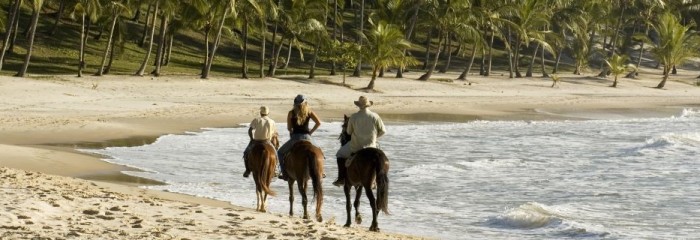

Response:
(246, 134), (279, 212)
(340, 115), (390, 232)
(282, 140), (324, 222)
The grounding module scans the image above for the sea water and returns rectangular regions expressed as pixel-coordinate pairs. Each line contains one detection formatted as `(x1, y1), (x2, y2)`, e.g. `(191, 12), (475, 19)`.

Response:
(82, 109), (700, 239)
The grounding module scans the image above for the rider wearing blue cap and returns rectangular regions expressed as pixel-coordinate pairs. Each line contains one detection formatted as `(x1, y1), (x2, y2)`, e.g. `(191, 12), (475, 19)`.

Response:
(277, 94), (321, 180)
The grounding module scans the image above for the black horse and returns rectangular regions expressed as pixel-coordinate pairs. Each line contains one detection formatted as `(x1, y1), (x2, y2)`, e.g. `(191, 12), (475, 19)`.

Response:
(340, 115), (390, 232)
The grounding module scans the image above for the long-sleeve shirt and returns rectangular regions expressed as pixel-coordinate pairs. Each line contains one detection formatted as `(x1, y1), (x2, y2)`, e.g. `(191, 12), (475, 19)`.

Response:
(347, 108), (385, 152)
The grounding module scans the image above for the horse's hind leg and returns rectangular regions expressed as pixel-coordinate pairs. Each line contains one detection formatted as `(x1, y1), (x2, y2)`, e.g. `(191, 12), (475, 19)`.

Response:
(298, 180), (309, 220)
(261, 192), (268, 213)
(354, 186), (363, 224)
(365, 185), (380, 232)
(288, 180), (295, 217)
(343, 184), (352, 227)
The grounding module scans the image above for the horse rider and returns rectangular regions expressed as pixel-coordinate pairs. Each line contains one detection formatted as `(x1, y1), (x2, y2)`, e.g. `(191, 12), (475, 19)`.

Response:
(277, 94), (321, 180)
(243, 106), (278, 178)
(333, 96), (386, 186)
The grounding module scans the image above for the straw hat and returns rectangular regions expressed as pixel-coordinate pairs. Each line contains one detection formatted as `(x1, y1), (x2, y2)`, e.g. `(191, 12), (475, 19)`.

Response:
(354, 96), (373, 108)
(260, 106), (270, 115)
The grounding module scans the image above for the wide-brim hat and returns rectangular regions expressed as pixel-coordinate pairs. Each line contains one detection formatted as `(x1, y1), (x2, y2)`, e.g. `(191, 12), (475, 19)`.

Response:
(260, 106), (270, 115)
(354, 96), (373, 108)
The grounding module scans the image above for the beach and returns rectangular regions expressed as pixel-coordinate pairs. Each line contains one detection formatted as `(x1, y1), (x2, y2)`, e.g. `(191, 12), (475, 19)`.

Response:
(1, 68), (699, 239)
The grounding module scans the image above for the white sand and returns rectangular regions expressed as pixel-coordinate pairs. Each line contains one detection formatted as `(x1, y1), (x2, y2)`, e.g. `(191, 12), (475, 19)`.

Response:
(1, 67), (698, 238)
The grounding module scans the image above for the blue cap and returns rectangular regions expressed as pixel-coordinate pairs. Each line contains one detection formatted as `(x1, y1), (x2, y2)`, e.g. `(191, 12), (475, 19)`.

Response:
(294, 94), (306, 105)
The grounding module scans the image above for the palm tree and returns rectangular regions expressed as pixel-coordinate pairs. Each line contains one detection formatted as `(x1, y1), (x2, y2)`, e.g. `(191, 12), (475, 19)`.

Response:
(361, 21), (415, 90)
(95, 1), (130, 76)
(136, 0), (159, 76)
(509, 0), (553, 78)
(0, 0), (21, 72)
(16, 0), (45, 77)
(74, 0), (102, 77)
(605, 53), (635, 87)
(202, 0), (235, 79)
(648, 12), (699, 88)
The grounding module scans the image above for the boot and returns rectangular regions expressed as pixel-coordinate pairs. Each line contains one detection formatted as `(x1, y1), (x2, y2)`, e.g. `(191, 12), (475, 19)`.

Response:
(243, 169), (251, 178)
(333, 158), (347, 187)
(278, 158), (289, 180)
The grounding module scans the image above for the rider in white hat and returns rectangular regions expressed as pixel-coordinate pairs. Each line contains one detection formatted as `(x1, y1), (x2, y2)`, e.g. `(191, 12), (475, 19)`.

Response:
(333, 96), (386, 186)
(243, 106), (278, 178)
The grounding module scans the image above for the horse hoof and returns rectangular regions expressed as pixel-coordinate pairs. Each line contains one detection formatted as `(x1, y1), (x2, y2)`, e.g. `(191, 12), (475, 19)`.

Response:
(343, 223), (351, 228)
(369, 227), (380, 232)
(317, 216), (323, 222)
(355, 216), (362, 224)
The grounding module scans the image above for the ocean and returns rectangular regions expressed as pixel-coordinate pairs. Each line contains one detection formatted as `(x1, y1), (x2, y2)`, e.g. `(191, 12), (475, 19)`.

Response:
(82, 108), (700, 239)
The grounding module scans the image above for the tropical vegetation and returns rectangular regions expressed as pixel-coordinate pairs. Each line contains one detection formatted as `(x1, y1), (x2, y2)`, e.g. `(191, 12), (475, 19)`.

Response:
(0, 0), (699, 89)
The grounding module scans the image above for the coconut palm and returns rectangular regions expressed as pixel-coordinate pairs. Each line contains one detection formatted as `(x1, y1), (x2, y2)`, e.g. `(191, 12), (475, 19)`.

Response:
(202, 0), (235, 79)
(648, 12), (699, 88)
(0, 0), (21, 72)
(95, 0), (130, 76)
(136, 0), (160, 76)
(605, 53), (635, 87)
(73, 0), (102, 77)
(267, 0), (325, 77)
(16, 0), (45, 77)
(361, 21), (416, 90)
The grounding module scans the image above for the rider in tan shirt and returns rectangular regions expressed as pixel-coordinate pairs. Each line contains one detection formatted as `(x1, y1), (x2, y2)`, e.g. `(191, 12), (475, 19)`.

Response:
(333, 96), (386, 186)
(243, 106), (277, 178)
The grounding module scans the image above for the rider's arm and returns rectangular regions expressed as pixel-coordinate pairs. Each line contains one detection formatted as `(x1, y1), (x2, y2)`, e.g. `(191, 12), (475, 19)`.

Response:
(286, 111), (293, 134)
(248, 127), (254, 141)
(376, 117), (386, 138)
(309, 111), (321, 135)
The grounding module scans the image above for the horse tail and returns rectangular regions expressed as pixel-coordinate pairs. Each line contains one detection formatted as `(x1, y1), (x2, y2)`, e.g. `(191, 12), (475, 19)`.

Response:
(259, 146), (276, 196)
(307, 149), (323, 214)
(374, 149), (389, 214)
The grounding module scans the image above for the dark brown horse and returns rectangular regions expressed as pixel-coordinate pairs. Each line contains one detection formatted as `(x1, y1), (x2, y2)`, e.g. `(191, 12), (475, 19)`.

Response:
(340, 115), (390, 232)
(283, 140), (324, 222)
(246, 134), (279, 212)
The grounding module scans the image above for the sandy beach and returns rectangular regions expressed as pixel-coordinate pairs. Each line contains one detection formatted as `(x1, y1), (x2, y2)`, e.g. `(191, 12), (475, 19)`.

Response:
(1, 68), (699, 239)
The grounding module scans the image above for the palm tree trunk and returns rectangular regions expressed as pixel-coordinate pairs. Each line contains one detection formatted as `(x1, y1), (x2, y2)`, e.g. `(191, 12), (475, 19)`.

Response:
(96, 13), (119, 76)
(49, 0), (65, 36)
(0, 0), (21, 71)
(457, 45), (477, 80)
(152, 15), (169, 77)
(330, 0), (338, 75)
(308, 39), (321, 79)
(627, 25), (649, 78)
(479, 48), (485, 75)
(242, 21), (249, 79)
(136, 1), (159, 76)
(418, 31), (443, 81)
(352, 0), (365, 77)
(259, 20), (266, 78)
(104, 38), (117, 74)
(396, 5), (420, 78)
(526, 44), (539, 77)
(507, 27), (514, 78)
(201, 27), (210, 75)
(367, 66), (378, 90)
(24, 8), (37, 39)
(540, 45), (549, 77)
(16, 4), (41, 77)
(78, 13), (86, 77)
(8, 13), (19, 54)
(139, 3), (153, 47)
(486, 32), (494, 76)
(656, 68), (669, 88)
(283, 40), (292, 69)
(439, 33), (452, 73)
(422, 34), (431, 70)
(612, 75), (618, 87)
(514, 40), (523, 78)
(203, 5), (230, 79)
(269, 36), (286, 77)
(164, 33), (173, 66)
(599, 4), (627, 77)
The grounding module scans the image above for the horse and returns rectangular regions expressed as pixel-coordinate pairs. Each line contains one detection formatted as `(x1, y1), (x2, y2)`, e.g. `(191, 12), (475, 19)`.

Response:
(245, 134), (279, 212)
(340, 115), (390, 232)
(282, 140), (325, 222)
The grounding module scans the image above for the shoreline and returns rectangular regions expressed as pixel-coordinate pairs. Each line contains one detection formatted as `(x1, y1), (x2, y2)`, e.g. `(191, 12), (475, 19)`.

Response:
(2, 71), (699, 238)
